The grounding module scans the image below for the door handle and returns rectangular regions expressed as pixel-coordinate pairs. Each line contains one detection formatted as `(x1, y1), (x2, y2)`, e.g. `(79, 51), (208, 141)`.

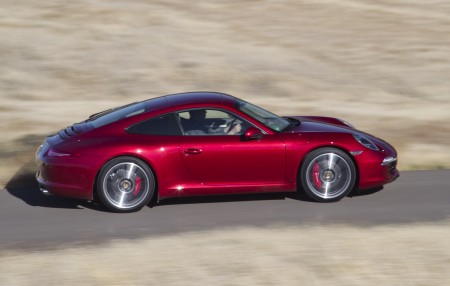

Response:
(184, 148), (203, 155)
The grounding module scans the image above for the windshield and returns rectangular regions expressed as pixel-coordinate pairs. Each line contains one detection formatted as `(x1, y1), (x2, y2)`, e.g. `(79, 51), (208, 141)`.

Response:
(235, 99), (290, 132)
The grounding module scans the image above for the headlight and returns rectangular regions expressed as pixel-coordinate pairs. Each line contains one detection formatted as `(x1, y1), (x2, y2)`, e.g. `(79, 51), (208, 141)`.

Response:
(352, 133), (379, 151)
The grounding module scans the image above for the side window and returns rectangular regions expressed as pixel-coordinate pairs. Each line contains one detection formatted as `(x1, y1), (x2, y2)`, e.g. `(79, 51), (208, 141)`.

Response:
(177, 108), (251, 136)
(127, 113), (182, 136)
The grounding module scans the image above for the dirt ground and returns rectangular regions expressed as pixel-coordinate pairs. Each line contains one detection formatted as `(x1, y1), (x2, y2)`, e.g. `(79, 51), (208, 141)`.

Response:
(1, 0), (450, 186)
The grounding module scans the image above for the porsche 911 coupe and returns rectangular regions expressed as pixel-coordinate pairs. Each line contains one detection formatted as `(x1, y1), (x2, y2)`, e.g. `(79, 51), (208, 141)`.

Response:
(36, 92), (399, 212)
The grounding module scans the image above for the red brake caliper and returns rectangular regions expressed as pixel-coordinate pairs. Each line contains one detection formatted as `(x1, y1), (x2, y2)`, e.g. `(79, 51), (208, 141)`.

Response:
(133, 177), (142, 196)
(312, 162), (322, 189)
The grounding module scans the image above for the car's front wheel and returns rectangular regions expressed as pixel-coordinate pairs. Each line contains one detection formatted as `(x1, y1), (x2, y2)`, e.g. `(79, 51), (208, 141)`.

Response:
(97, 157), (155, 212)
(300, 148), (356, 202)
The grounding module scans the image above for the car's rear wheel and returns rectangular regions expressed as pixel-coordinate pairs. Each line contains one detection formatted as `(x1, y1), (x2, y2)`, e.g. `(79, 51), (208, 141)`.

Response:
(97, 157), (155, 212)
(300, 148), (356, 202)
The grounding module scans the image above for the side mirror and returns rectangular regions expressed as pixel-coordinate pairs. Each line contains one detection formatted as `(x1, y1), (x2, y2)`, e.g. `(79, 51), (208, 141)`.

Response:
(242, 127), (263, 141)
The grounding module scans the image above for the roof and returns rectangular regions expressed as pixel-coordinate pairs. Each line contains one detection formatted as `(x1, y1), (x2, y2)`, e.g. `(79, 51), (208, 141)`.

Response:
(164, 91), (235, 109)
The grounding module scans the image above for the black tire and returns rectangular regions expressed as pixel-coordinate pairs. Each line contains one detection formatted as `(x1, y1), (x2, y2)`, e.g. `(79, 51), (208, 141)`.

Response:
(97, 156), (155, 212)
(300, 148), (356, 202)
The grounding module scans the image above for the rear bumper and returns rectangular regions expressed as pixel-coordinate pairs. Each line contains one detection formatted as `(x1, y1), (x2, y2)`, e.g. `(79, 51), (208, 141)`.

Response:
(36, 169), (93, 200)
(35, 151), (102, 200)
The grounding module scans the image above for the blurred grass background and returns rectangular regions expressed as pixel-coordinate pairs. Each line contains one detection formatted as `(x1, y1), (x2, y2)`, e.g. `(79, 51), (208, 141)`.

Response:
(1, 0), (450, 187)
(1, 1), (450, 284)
(1, 222), (450, 285)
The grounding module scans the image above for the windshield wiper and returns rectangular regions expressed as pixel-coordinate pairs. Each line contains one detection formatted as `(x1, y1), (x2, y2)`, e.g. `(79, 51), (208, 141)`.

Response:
(281, 117), (301, 131)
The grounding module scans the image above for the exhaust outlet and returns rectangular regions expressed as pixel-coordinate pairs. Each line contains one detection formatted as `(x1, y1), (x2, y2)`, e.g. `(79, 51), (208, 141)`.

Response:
(39, 186), (52, 196)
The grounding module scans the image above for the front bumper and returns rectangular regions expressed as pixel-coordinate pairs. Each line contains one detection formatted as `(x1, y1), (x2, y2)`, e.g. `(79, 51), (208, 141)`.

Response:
(355, 152), (399, 190)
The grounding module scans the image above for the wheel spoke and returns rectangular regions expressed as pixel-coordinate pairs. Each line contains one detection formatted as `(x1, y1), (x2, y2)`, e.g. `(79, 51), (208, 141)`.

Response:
(118, 192), (126, 208)
(327, 153), (335, 169)
(324, 182), (330, 198)
(126, 163), (137, 179)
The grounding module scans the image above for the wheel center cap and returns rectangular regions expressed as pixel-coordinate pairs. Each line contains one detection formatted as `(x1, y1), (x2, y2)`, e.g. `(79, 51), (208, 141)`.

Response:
(322, 170), (335, 182)
(119, 179), (133, 192)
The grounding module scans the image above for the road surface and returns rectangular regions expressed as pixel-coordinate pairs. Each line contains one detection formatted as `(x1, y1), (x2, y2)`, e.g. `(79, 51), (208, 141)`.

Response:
(1, 170), (449, 249)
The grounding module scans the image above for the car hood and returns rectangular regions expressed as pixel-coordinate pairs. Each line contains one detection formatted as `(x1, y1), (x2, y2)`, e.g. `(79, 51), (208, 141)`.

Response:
(285, 116), (396, 153)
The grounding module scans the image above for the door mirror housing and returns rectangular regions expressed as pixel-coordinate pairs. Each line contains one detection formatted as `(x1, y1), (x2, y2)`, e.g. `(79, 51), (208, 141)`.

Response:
(242, 127), (263, 141)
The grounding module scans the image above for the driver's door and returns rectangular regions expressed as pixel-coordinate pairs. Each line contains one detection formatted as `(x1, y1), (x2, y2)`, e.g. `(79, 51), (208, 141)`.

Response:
(177, 109), (286, 186)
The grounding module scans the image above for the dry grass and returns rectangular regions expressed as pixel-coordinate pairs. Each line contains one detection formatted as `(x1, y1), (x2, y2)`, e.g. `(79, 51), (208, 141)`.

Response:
(1, 0), (450, 186)
(1, 222), (449, 285)
(1, 3), (449, 283)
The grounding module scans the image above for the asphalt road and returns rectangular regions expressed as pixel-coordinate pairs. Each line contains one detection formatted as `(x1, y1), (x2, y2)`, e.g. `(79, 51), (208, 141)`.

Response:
(1, 170), (449, 249)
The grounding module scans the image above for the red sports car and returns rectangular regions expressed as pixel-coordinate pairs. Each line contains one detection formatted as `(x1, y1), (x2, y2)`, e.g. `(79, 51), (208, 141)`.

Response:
(36, 92), (399, 212)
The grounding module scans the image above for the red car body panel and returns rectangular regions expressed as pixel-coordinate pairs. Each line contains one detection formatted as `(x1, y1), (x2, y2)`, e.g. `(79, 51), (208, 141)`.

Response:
(36, 92), (399, 201)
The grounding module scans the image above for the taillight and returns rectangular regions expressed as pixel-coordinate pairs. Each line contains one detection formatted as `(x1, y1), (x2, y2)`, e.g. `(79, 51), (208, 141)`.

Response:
(46, 148), (80, 157)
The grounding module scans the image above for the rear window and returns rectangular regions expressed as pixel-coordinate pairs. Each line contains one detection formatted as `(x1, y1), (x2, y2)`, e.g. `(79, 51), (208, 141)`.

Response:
(127, 113), (182, 136)
(88, 97), (167, 128)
